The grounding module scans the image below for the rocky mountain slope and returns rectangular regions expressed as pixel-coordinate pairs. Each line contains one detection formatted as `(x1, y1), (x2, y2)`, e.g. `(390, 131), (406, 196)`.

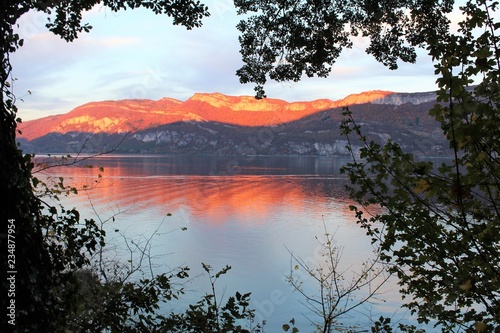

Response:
(18, 90), (449, 156)
(18, 90), (396, 141)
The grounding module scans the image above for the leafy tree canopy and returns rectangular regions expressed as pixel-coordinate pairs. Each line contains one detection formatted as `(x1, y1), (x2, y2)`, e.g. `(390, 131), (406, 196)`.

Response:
(234, 0), (454, 98)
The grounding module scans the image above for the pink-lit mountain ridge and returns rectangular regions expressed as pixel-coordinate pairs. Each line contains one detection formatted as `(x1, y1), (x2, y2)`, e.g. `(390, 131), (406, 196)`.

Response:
(19, 90), (402, 141)
(18, 90), (448, 156)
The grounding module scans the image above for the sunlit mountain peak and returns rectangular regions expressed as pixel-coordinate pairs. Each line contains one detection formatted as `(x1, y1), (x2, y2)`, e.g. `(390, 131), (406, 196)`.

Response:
(18, 90), (408, 141)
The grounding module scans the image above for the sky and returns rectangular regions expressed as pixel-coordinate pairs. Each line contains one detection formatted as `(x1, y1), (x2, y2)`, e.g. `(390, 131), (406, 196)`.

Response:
(11, 0), (445, 121)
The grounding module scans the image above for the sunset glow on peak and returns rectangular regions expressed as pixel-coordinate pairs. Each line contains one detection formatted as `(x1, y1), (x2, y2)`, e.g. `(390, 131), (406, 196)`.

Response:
(18, 90), (398, 141)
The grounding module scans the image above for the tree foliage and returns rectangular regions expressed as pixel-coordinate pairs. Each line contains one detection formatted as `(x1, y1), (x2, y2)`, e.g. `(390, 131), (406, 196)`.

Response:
(234, 0), (454, 98)
(1, 1), (208, 331)
(342, 101), (499, 330)
(164, 264), (260, 333)
(338, 1), (500, 331)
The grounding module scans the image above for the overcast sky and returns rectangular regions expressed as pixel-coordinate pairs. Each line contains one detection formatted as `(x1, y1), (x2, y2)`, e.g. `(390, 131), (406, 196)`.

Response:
(11, 0), (445, 121)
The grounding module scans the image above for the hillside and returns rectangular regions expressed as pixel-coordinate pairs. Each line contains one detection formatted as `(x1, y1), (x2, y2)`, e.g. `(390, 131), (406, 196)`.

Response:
(18, 90), (449, 156)
(18, 90), (396, 141)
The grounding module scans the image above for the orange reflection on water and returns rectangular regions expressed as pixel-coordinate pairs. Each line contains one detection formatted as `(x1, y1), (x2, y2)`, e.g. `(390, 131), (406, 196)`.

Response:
(39, 162), (351, 227)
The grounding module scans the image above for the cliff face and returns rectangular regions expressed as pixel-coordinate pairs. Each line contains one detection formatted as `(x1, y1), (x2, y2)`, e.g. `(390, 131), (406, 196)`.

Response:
(371, 91), (438, 105)
(18, 90), (449, 157)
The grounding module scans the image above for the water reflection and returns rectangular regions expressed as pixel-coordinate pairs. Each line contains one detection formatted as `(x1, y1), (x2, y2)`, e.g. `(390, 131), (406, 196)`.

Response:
(42, 154), (351, 176)
(36, 155), (402, 330)
(38, 155), (355, 226)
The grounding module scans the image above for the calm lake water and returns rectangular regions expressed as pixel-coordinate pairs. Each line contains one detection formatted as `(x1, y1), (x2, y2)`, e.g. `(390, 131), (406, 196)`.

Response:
(37, 154), (411, 331)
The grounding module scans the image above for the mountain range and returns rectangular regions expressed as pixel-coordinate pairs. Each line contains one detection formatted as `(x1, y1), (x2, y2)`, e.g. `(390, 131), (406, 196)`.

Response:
(17, 90), (449, 156)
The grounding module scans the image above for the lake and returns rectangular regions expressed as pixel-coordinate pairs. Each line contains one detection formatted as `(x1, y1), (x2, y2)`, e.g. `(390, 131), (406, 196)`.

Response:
(36, 154), (410, 331)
